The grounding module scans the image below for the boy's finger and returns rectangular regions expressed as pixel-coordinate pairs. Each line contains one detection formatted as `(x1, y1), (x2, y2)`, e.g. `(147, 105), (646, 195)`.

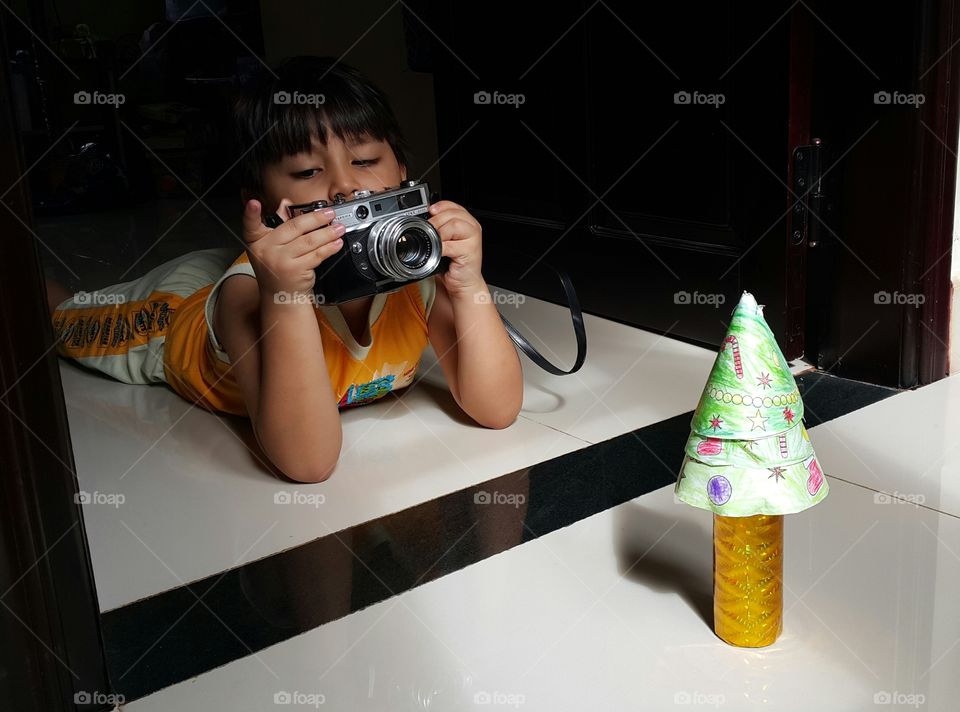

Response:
(290, 223), (345, 258)
(242, 199), (266, 243)
(277, 207), (338, 244)
(431, 214), (477, 237)
(428, 200), (459, 215)
(293, 232), (347, 268)
(441, 236), (473, 261)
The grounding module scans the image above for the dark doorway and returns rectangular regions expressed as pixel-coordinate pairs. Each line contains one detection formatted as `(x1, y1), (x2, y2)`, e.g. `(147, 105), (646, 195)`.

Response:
(425, 0), (958, 388)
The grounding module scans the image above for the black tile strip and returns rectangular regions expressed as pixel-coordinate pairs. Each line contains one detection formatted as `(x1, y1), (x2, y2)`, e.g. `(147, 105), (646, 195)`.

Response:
(794, 372), (898, 427)
(101, 371), (898, 701)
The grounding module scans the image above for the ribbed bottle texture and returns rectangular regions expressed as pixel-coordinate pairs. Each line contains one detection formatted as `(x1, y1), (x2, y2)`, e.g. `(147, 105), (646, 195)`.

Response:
(713, 513), (783, 647)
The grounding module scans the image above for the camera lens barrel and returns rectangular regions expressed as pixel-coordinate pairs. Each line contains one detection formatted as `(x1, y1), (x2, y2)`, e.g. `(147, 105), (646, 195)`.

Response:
(367, 215), (442, 281)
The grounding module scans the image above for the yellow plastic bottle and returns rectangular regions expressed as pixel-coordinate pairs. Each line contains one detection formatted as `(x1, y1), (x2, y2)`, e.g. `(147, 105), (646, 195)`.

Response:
(713, 513), (783, 647)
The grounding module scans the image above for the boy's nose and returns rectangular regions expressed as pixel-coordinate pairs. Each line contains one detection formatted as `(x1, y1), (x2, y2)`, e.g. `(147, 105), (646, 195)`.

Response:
(327, 175), (359, 204)
(328, 189), (354, 204)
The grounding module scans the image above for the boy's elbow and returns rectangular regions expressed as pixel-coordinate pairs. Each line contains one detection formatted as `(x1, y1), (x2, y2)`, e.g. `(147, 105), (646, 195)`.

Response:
(269, 439), (342, 484)
(282, 458), (338, 484)
(257, 422), (343, 484)
(477, 403), (522, 430)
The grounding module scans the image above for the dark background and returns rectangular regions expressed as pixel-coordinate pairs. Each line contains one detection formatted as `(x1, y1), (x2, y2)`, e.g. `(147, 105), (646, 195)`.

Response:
(6, 0), (957, 387)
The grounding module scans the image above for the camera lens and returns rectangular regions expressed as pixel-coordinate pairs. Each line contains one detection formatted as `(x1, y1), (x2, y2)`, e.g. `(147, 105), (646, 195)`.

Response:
(396, 229), (428, 267)
(368, 216), (441, 281)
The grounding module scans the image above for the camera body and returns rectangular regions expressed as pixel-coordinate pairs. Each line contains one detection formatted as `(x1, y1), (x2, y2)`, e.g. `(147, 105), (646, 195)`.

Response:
(285, 180), (448, 304)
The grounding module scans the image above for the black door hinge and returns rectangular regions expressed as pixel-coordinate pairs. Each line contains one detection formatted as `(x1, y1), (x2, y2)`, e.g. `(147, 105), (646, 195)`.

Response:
(791, 139), (824, 247)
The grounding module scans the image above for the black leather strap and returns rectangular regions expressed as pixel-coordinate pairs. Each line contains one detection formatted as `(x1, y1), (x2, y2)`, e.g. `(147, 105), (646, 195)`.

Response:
(497, 261), (587, 376)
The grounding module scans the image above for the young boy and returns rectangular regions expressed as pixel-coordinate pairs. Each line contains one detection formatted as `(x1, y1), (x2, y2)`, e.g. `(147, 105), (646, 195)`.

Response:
(49, 56), (523, 483)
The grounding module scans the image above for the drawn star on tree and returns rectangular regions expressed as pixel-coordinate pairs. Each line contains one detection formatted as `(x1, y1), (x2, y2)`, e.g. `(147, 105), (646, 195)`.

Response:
(747, 408), (769, 431)
(768, 466), (787, 483)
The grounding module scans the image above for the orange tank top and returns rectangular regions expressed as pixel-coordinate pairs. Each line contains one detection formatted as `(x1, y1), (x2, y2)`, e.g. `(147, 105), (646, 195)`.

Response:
(162, 251), (436, 416)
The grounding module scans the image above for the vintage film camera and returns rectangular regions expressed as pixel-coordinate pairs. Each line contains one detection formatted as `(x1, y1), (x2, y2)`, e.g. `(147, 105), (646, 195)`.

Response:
(266, 180), (448, 304)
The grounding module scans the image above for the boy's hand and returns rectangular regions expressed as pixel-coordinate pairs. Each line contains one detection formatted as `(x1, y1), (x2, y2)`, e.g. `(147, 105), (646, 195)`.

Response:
(427, 200), (485, 298)
(242, 198), (346, 298)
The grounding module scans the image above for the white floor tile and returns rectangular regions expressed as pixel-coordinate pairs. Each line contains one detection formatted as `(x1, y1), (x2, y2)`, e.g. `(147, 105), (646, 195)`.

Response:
(807, 373), (960, 518)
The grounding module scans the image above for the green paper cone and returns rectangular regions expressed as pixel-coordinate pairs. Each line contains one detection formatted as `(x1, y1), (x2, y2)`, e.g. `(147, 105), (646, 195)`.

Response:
(675, 291), (829, 516)
(684, 420), (814, 469)
(689, 292), (803, 439)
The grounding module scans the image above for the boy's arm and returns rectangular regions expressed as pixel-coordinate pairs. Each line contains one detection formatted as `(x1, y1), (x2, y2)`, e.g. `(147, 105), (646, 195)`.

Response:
(424, 199), (523, 428)
(427, 278), (523, 429)
(214, 199), (348, 483)
(215, 274), (343, 483)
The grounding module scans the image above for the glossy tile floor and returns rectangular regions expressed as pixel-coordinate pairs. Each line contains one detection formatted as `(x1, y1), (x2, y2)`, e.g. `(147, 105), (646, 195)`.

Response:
(119, 387), (960, 711)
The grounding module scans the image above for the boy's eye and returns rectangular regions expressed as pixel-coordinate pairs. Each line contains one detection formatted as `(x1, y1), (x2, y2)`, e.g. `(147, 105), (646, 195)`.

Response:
(293, 169), (320, 179)
(353, 158), (380, 167)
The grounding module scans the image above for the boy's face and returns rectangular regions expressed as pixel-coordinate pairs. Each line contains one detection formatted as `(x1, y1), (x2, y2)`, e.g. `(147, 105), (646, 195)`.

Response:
(255, 133), (406, 214)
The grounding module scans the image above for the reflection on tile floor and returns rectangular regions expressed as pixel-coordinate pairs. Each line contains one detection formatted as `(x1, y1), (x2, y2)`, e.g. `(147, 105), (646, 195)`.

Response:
(38, 196), (243, 292)
(122, 474), (960, 711)
(99, 369), (902, 702)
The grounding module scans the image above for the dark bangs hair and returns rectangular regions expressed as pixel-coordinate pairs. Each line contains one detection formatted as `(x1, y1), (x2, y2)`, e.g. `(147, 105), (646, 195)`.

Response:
(232, 56), (410, 194)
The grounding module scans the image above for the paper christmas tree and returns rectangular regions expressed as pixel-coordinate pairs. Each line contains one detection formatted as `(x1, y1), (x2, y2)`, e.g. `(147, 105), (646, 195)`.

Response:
(674, 291), (829, 648)
(675, 291), (828, 515)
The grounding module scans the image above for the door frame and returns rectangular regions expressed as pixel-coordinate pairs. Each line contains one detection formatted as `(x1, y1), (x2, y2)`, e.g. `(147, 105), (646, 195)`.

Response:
(911, 0), (958, 385)
(0, 11), (113, 712)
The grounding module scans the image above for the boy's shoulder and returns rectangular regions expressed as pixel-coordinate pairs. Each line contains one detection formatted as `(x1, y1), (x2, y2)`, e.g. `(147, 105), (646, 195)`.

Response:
(231, 250), (252, 268)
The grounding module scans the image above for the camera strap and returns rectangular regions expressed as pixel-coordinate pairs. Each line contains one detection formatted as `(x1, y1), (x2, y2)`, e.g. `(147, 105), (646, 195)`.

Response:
(495, 260), (587, 376)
